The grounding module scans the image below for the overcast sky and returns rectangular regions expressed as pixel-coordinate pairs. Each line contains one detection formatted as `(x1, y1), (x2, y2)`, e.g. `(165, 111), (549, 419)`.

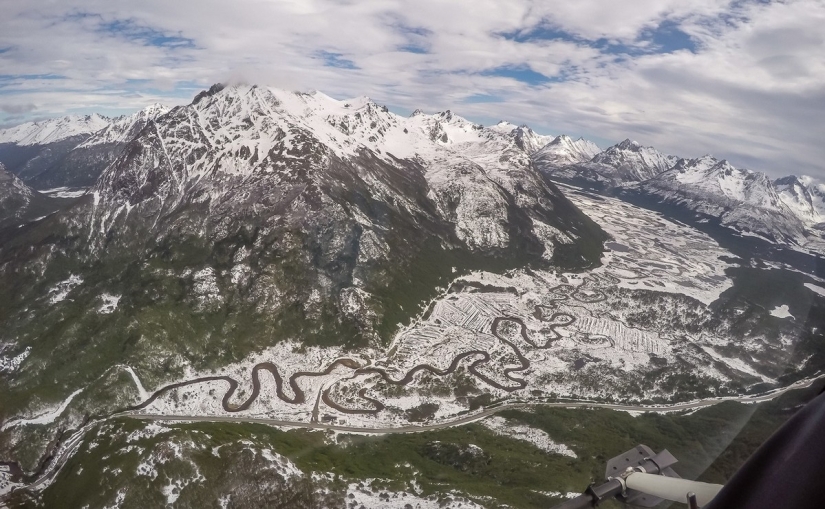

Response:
(1, 0), (823, 177)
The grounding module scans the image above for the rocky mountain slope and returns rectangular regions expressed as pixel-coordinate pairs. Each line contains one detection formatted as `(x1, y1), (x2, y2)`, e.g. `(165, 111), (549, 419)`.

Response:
(0, 106), (170, 189)
(533, 138), (674, 188)
(626, 156), (814, 245)
(82, 84), (605, 341)
(529, 132), (824, 247)
(775, 175), (825, 227)
(0, 84), (606, 451)
(0, 162), (72, 231)
(0, 162), (35, 228)
(488, 121), (555, 154)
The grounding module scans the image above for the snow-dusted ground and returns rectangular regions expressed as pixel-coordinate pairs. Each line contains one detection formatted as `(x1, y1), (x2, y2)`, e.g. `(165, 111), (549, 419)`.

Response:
(124, 189), (786, 428)
(0, 466), (23, 500)
(537, 490), (582, 500)
(769, 305), (794, 319)
(805, 282), (825, 297)
(47, 275), (83, 304)
(97, 293), (121, 314)
(1, 389), (83, 431)
(122, 365), (149, 401)
(345, 478), (486, 509)
(40, 187), (88, 199)
(0, 347), (30, 374)
(482, 416), (576, 457)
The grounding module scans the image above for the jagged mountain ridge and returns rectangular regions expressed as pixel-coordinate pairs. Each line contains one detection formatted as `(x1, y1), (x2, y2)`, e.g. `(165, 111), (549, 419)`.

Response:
(1, 83), (606, 379)
(0, 106), (170, 189)
(487, 121), (555, 154)
(532, 137), (676, 188)
(590, 139), (677, 181)
(630, 156), (809, 244)
(0, 114), (110, 146)
(532, 134), (601, 167)
(774, 175), (825, 227)
(530, 132), (824, 246)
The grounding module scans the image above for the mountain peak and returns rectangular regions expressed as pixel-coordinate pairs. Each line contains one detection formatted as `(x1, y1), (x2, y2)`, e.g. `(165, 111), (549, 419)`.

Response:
(588, 138), (675, 181)
(410, 108), (425, 117)
(192, 83), (227, 104)
(533, 134), (601, 167)
(615, 138), (641, 150)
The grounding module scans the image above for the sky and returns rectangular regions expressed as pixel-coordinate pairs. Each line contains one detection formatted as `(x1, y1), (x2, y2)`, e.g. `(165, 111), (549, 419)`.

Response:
(0, 0), (823, 177)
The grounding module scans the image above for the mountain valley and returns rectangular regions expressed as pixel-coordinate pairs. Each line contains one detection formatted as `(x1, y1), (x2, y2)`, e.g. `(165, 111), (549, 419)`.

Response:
(1, 85), (824, 509)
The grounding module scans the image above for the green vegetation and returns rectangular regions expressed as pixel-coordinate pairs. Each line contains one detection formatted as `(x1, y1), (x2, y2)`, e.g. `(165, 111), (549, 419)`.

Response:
(11, 378), (821, 508)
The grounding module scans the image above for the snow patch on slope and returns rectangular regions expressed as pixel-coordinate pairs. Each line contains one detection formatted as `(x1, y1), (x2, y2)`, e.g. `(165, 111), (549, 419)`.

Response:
(483, 416), (577, 457)
(0, 114), (110, 145)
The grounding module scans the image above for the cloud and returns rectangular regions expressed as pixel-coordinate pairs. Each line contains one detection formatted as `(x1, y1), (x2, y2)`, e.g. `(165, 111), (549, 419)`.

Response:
(0, 102), (36, 114)
(0, 0), (822, 177)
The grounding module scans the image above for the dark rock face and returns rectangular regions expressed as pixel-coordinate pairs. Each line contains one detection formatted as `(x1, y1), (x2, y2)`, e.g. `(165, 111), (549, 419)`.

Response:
(0, 136), (90, 183)
(0, 162), (33, 228)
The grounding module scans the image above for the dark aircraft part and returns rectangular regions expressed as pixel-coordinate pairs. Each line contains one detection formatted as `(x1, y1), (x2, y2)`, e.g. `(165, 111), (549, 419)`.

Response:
(549, 446), (721, 508)
(704, 388), (825, 509)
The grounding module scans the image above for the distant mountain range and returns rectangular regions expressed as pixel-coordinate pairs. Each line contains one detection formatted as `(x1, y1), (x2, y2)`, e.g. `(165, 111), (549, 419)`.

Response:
(531, 138), (824, 246)
(0, 105), (170, 188)
(1, 85), (823, 249)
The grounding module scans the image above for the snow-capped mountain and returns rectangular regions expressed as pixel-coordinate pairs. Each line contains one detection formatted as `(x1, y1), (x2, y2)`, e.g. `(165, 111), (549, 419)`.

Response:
(589, 139), (676, 181)
(28, 104), (171, 188)
(488, 122), (555, 154)
(532, 134), (600, 167)
(533, 138), (675, 188)
(77, 103), (170, 148)
(4, 83), (603, 351)
(91, 85), (598, 255)
(774, 175), (825, 226)
(0, 105), (171, 189)
(0, 114), (110, 146)
(0, 114), (113, 185)
(632, 156), (808, 243)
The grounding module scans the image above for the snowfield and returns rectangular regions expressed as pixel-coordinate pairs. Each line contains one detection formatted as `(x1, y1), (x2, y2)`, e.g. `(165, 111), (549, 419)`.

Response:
(124, 188), (796, 429)
(482, 416), (576, 458)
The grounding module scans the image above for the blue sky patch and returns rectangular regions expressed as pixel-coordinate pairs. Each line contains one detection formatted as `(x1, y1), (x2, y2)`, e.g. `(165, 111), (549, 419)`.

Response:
(641, 20), (697, 53)
(462, 94), (504, 104)
(0, 74), (67, 94)
(398, 43), (428, 54)
(501, 20), (696, 56)
(481, 66), (552, 85)
(316, 51), (359, 69)
(99, 19), (197, 49)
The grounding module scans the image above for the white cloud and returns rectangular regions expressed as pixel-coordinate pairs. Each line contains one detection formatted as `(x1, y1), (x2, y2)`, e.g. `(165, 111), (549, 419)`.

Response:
(0, 0), (822, 177)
